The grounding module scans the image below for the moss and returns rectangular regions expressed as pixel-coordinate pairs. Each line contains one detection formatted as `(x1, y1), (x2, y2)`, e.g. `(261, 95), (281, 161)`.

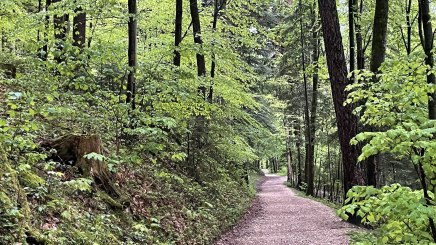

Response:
(97, 190), (123, 210)
(19, 171), (45, 188)
(0, 146), (31, 243)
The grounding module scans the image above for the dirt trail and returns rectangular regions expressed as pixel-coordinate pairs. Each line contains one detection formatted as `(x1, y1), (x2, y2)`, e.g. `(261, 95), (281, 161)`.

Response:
(215, 175), (356, 245)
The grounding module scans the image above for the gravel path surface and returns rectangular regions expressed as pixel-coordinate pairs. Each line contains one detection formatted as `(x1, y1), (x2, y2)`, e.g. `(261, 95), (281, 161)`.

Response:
(215, 175), (357, 245)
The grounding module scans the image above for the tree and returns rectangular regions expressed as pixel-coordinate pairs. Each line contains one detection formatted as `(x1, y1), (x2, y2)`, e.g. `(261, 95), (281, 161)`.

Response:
(318, 0), (362, 196)
(189, 0), (206, 85)
(174, 0), (182, 67)
(73, 5), (86, 50)
(126, 0), (137, 110)
(52, 0), (68, 63)
(419, 0), (436, 119)
(366, 0), (389, 186)
(299, 0), (313, 195)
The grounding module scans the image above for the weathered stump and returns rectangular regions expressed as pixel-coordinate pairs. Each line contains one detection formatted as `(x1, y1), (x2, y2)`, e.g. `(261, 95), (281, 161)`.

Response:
(42, 134), (127, 208)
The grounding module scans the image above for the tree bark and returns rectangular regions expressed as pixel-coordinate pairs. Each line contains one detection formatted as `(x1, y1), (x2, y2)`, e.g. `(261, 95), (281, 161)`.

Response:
(73, 6), (86, 50)
(318, 0), (362, 196)
(419, 0), (436, 119)
(52, 0), (68, 63)
(295, 123), (303, 188)
(127, 0), (137, 110)
(369, 0), (389, 73)
(299, 0), (314, 196)
(174, 0), (182, 66)
(356, 0), (365, 69)
(366, 0), (389, 187)
(419, 0), (436, 240)
(349, 0), (356, 74)
(189, 0), (207, 98)
(308, 1), (319, 196)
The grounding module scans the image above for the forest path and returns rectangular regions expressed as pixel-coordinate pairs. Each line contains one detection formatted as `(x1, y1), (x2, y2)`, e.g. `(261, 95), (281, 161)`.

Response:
(215, 175), (356, 245)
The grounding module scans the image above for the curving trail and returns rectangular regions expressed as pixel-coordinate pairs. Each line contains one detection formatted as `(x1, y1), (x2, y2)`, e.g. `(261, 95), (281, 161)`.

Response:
(215, 175), (356, 245)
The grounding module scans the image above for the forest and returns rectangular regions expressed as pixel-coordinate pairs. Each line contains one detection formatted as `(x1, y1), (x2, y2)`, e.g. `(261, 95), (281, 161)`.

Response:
(0, 0), (435, 244)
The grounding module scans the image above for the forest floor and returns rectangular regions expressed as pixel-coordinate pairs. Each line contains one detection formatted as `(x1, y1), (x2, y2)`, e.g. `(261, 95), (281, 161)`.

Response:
(215, 175), (357, 245)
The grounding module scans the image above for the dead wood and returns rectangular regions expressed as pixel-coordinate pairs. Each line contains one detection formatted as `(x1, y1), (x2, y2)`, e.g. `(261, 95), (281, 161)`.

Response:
(41, 134), (128, 209)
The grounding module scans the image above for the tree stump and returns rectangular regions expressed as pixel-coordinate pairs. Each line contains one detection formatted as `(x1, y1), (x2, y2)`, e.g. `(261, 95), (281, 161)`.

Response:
(41, 134), (127, 207)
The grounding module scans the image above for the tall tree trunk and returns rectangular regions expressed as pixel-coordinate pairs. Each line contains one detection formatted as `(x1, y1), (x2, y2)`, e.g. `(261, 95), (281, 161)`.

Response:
(369, 0), (389, 73)
(127, 0), (137, 110)
(189, 0), (207, 95)
(356, 0), (365, 69)
(52, 0), (68, 63)
(418, 0), (436, 241)
(73, 6), (86, 50)
(174, 0), (182, 66)
(366, 0), (389, 187)
(349, 0), (356, 74)
(405, 0), (412, 55)
(208, 0), (226, 102)
(188, 0), (207, 181)
(308, 1), (319, 196)
(287, 129), (294, 184)
(300, 0), (314, 196)
(42, 0), (51, 61)
(295, 123), (303, 188)
(419, 0), (436, 119)
(318, 0), (362, 196)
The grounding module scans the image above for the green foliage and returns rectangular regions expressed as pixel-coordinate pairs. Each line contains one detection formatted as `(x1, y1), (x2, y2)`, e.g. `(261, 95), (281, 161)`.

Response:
(339, 185), (435, 244)
(0, 0), (280, 243)
(342, 55), (436, 244)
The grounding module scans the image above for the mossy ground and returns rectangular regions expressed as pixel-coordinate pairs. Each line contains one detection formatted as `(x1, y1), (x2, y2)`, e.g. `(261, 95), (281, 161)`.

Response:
(1, 151), (259, 244)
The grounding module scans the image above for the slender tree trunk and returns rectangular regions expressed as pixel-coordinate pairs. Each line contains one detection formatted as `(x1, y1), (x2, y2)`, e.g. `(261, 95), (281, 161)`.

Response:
(126, 0), (137, 110)
(419, 0), (436, 119)
(174, 0), (183, 66)
(308, 1), (319, 196)
(52, 0), (68, 63)
(299, 0), (313, 196)
(318, 0), (362, 197)
(287, 129), (294, 184)
(295, 123), (303, 188)
(406, 0), (412, 55)
(41, 0), (51, 61)
(38, 0), (42, 40)
(73, 6), (86, 50)
(189, 0), (207, 93)
(419, 0), (436, 241)
(366, 0), (389, 187)
(349, 0), (356, 74)
(369, 0), (389, 73)
(356, 0), (365, 69)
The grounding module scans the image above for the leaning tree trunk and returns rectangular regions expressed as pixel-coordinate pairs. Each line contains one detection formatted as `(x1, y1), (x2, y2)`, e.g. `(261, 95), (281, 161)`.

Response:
(318, 0), (362, 196)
